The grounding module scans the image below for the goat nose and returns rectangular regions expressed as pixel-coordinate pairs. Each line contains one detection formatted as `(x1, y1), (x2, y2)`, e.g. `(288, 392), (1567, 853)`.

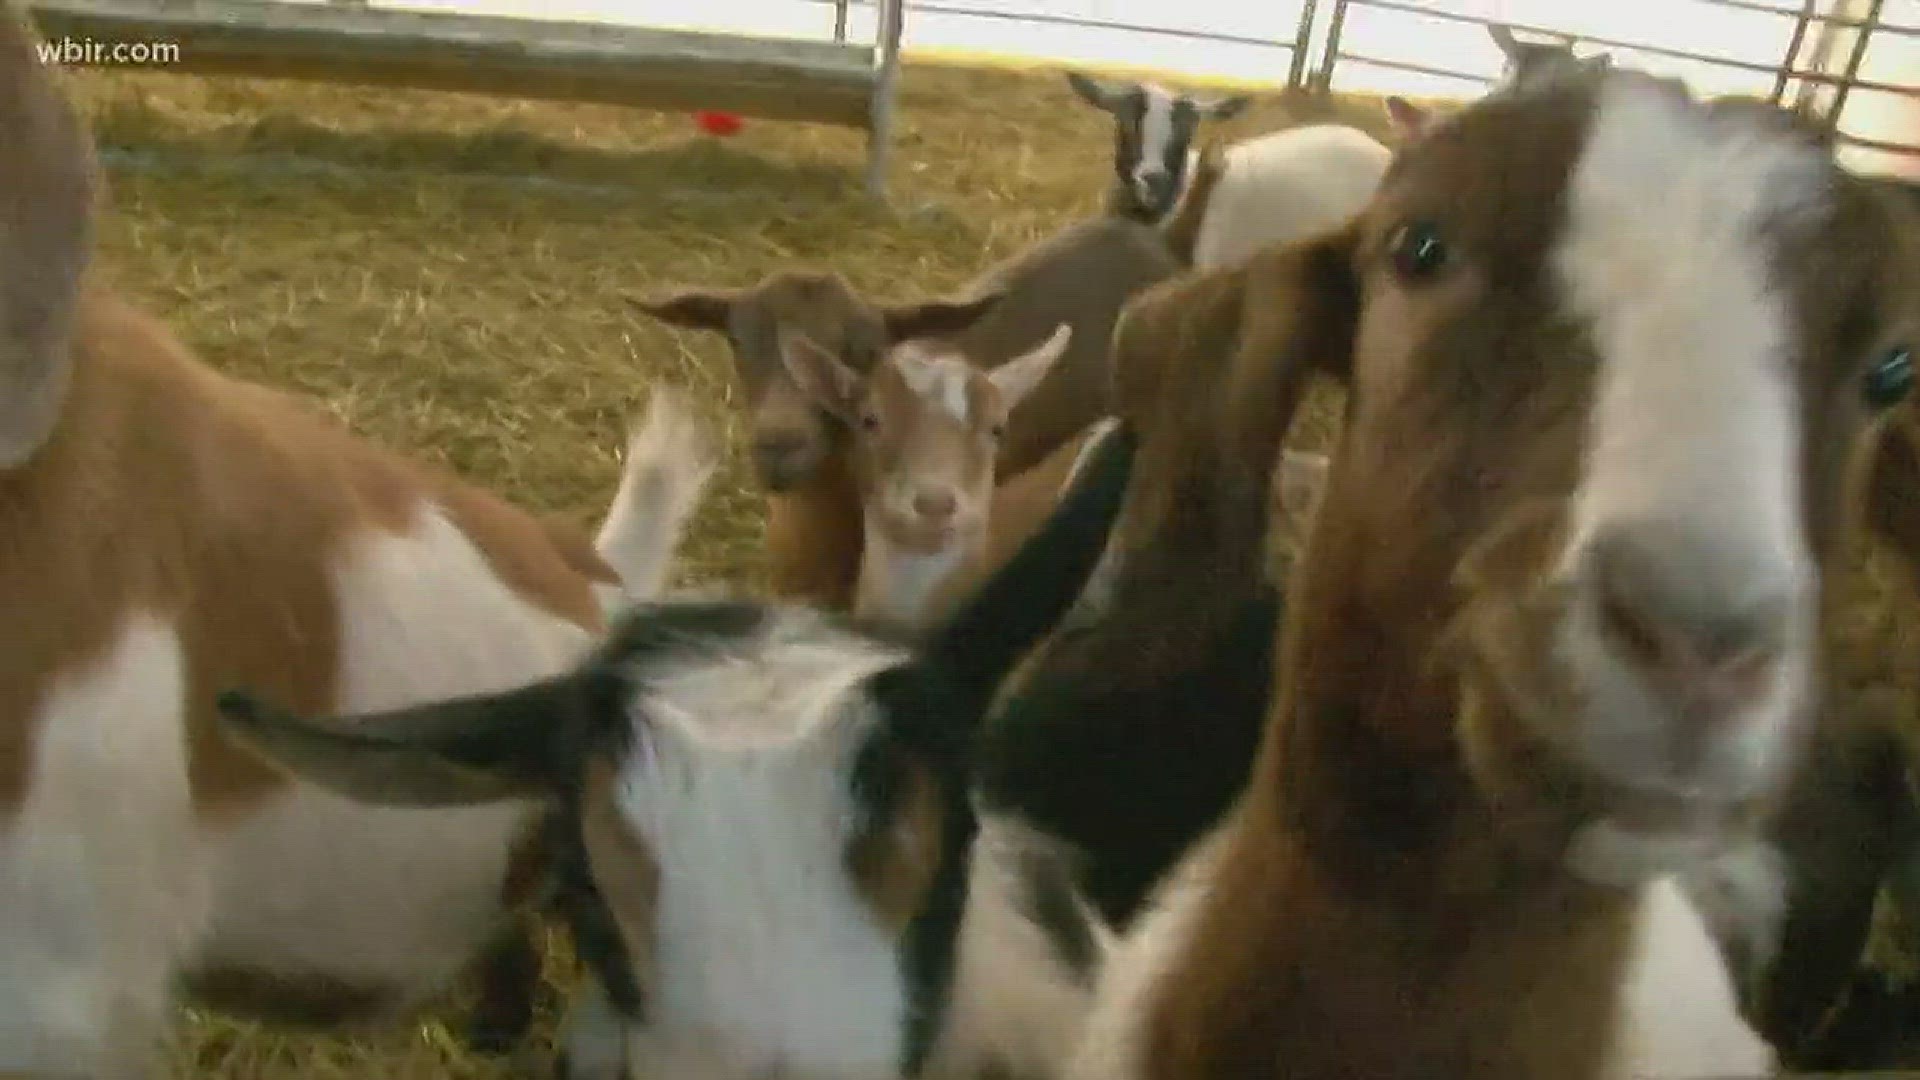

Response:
(751, 433), (810, 477)
(1583, 524), (1800, 715)
(912, 489), (958, 522)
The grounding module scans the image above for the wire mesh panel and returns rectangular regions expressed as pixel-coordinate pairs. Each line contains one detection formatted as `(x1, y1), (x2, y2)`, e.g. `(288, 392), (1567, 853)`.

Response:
(1309, 0), (1920, 171)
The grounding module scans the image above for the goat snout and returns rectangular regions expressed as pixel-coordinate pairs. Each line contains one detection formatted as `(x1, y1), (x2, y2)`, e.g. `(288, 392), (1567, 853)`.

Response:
(911, 488), (958, 524)
(1582, 524), (1800, 725)
(1131, 166), (1177, 214)
(750, 432), (817, 490)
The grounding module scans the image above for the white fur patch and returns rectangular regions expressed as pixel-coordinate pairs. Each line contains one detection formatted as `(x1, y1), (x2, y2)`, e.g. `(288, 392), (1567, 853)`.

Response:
(1190, 125), (1391, 270)
(895, 350), (977, 425)
(1615, 878), (1776, 1078)
(612, 611), (917, 1075)
(1552, 79), (1827, 796)
(1067, 831), (1225, 1080)
(191, 503), (591, 1005)
(857, 516), (970, 630)
(1134, 84), (1180, 198)
(595, 387), (719, 616)
(0, 612), (204, 1076)
(928, 815), (1107, 1078)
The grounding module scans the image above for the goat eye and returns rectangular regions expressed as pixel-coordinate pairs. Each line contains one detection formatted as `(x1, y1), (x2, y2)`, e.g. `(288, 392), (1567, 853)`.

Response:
(989, 423), (1006, 440)
(1866, 346), (1914, 410)
(1388, 221), (1448, 281)
(860, 412), (880, 432)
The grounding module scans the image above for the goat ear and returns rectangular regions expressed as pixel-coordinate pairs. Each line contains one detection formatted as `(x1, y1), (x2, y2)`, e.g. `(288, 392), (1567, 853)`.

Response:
(1386, 96), (1432, 140)
(987, 324), (1072, 412)
(0, 9), (95, 469)
(213, 672), (617, 807)
(1195, 93), (1251, 121)
(1113, 223), (1360, 479)
(1487, 23), (1524, 61)
(630, 288), (737, 331)
(777, 328), (864, 422)
(1066, 71), (1129, 112)
(881, 290), (1003, 343)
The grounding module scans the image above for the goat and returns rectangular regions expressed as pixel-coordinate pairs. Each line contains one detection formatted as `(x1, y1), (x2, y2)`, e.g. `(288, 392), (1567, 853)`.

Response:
(638, 219), (1178, 609)
(0, 9), (714, 1071)
(1064, 71), (1249, 225)
(1065, 71), (1391, 272)
(776, 319), (1104, 634)
(1057, 63), (1920, 1080)
(1488, 23), (1611, 88)
(633, 273), (1000, 609)
(210, 421), (1138, 1080)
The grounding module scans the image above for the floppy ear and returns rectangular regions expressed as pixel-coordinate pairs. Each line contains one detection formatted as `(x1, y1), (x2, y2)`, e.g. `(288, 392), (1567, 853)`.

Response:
(214, 671), (620, 807)
(986, 324), (1072, 412)
(778, 328), (866, 423)
(1194, 93), (1251, 121)
(630, 288), (737, 331)
(1113, 223), (1361, 479)
(882, 289), (1004, 343)
(1066, 71), (1130, 112)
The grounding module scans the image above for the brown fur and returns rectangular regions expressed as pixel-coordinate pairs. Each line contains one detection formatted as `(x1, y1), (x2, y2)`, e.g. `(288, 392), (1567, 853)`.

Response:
(634, 271), (1000, 607)
(641, 222), (1177, 610)
(578, 760), (661, 1004)
(847, 757), (949, 933)
(1105, 70), (1920, 1080)
(0, 292), (614, 813)
(932, 218), (1178, 474)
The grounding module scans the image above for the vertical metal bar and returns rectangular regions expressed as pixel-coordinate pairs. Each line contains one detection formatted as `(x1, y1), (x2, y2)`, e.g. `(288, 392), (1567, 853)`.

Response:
(1827, 0), (1886, 133)
(1287, 0), (1319, 90)
(834, 0), (850, 44)
(1772, 0), (1819, 104)
(1316, 0), (1351, 91)
(867, 0), (905, 198)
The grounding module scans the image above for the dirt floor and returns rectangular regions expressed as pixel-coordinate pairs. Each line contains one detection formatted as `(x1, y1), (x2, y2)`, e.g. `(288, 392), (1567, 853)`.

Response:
(53, 53), (1919, 1078)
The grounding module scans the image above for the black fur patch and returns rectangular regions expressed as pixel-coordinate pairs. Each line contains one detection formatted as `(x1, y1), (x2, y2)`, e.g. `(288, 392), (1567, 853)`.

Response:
(976, 586), (1282, 928)
(1014, 843), (1100, 985)
(542, 802), (647, 1021)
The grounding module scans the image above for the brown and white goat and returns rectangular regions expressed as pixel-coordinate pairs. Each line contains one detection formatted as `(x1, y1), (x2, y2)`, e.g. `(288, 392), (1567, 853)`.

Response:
(777, 320), (1113, 634)
(207, 422), (1140, 1080)
(0, 12), (714, 1073)
(1065, 64), (1920, 1080)
(634, 272), (1002, 609)
(637, 220), (1179, 608)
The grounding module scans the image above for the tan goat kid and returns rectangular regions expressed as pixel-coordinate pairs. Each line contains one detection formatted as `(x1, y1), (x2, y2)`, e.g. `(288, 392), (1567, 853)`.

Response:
(778, 322), (1107, 634)
(1068, 65), (1920, 1080)
(0, 12), (714, 1075)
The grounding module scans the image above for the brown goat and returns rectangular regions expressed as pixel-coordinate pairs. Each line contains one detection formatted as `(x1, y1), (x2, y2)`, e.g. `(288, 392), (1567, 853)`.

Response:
(638, 218), (1180, 609)
(1065, 65), (1920, 1080)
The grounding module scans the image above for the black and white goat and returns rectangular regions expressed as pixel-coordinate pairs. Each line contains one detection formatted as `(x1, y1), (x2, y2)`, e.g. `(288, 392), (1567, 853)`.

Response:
(212, 422), (1139, 1080)
(1065, 71), (1390, 270)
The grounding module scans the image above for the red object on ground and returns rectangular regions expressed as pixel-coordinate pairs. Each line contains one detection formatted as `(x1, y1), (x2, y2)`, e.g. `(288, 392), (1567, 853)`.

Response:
(694, 111), (744, 137)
